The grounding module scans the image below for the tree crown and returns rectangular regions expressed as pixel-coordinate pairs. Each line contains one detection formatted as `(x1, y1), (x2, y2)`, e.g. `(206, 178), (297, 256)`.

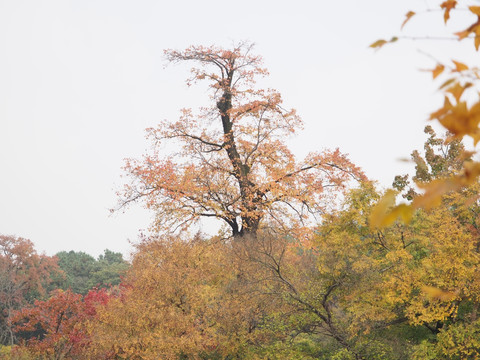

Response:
(121, 43), (364, 238)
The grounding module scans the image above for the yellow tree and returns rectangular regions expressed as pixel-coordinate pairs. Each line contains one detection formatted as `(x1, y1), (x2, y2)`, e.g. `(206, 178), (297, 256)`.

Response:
(371, 1), (480, 225)
(311, 128), (480, 358)
(369, 6), (480, 352)
(87, 234), (287, 359)
(311, 184), (480, 358)
(120, 42), (364, 238)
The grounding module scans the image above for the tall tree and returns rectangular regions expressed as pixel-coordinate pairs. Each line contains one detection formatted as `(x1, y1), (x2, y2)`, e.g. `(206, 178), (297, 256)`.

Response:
(120, 43), (364, 238)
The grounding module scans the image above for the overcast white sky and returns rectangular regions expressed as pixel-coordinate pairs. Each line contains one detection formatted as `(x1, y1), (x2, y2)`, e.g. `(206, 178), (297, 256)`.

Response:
(1, 0), (477, 257)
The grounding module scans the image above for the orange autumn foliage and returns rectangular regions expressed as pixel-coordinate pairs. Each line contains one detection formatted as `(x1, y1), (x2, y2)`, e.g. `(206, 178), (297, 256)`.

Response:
(119, 43), (365, 238)
(0, 235), (59, 346)
(87, 234), (289, 359)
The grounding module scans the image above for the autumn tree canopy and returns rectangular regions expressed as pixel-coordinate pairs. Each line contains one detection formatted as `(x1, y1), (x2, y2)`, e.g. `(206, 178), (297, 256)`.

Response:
(9, 3), (480, 359)
(370, 0), (480, 226)
(120, 42), (364, 238)
(0, 235), (59, 346)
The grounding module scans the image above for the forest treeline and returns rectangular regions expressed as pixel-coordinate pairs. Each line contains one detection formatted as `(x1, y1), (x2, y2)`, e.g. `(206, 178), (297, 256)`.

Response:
(4, 1), (480, 358)
(0, 241), (129, 351)
(3, 128), (480, 359)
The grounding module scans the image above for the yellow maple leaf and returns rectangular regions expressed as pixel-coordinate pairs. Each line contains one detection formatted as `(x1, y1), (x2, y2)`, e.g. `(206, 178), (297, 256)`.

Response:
(455, 30), (471, 40)
(446, 82), (469, 102)
(441, 0), (457, 24)
(452, 60), (468, 72)
(469, 6), (480, 16)
(402, 11), (416, 29)
(369, 190), (413, 229)
(422, 286), (457, 301)
(369, 39), (387, 49)
(432, 64), (445, 79)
